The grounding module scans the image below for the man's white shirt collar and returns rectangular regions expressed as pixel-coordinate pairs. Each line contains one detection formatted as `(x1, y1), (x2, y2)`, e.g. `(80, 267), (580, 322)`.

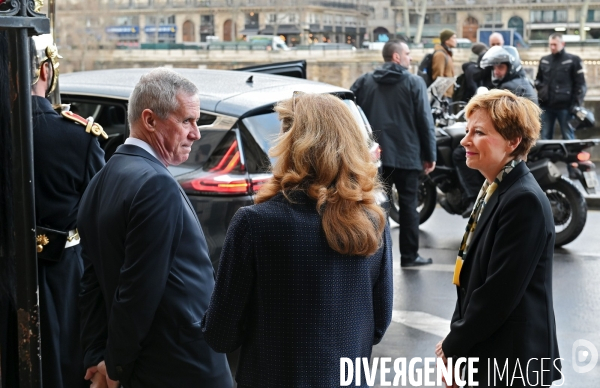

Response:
(124, 138), (163, 164)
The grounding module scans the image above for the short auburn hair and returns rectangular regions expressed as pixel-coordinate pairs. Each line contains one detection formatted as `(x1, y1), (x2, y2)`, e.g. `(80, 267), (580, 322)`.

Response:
(465, 89), (541, 159)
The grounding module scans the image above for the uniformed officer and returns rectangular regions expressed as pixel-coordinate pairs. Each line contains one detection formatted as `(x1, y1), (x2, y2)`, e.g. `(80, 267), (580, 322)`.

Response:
(31, 34), (105, 387)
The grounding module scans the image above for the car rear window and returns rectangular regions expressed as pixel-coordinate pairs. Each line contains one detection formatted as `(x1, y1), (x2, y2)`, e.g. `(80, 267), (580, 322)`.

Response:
(241, 99), (371, 165)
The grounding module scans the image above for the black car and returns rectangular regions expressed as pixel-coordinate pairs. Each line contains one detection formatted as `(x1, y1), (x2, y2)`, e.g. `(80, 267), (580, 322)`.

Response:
(60, 61), (382, 267)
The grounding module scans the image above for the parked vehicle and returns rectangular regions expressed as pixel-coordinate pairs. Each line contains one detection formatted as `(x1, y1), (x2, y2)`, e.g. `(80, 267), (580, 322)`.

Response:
(248, 35), (290, 50)
(59, 60), (382, 267)
(207, 35), (290, 51)
(388, 78), (599, 246)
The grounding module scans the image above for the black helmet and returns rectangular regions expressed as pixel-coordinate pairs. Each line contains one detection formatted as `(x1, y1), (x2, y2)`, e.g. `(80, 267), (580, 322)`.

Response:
(480, 45), (522, 77)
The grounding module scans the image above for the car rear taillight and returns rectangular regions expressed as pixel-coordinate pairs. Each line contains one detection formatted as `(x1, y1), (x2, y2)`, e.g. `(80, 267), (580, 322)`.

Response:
(188, 176), (250, 194)
(179, 135), (272, 196)
(180, 136), (249, 194)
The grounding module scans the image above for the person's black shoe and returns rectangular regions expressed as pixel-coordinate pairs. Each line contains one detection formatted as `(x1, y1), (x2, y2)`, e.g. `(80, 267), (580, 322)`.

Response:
(401, 256), (433, 267)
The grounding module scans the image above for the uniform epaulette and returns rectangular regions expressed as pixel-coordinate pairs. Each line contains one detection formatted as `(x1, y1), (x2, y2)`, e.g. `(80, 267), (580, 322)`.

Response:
(60, 111), (109, 139)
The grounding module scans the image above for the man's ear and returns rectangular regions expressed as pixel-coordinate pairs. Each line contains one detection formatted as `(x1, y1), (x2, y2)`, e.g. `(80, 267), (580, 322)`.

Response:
(39, 62), (51, 82)
(140, 109), (156, 133)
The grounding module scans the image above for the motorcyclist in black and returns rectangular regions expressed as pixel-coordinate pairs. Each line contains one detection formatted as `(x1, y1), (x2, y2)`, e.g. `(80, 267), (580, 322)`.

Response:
(481, 45), (538, 105)
(450, 46), (538, 217)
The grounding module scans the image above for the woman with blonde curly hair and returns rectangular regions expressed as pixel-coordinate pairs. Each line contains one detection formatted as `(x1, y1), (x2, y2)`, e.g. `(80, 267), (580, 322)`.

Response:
(201, 92), (393, 388)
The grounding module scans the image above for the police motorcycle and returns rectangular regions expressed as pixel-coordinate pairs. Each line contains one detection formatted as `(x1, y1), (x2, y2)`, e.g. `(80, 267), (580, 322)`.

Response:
(388, 77), (600, 246)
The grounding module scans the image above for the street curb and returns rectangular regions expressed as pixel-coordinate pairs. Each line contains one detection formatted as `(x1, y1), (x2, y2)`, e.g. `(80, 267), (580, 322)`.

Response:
(586, 196), (600, 210)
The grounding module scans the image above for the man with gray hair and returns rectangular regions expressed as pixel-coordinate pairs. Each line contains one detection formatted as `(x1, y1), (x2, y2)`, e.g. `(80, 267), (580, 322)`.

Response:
(78, 68), (232, 388)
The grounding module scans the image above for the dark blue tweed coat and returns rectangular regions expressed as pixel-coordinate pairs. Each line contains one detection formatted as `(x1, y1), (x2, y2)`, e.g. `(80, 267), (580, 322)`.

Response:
(201, 191), (393, 388)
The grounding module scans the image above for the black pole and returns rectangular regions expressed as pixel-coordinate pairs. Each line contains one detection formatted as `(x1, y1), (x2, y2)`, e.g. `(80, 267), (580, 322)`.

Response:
(1, 1), (49, 386)
(0, 29), (19, 388)
(7, 26), (42, 387)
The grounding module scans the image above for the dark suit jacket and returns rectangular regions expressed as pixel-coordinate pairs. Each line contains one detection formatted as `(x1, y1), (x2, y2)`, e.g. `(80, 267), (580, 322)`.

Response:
(33, 96), (105, 232)
(201, 191), (393, 388)
(442, 162), (561, 387)
(78, 145), (231, 388)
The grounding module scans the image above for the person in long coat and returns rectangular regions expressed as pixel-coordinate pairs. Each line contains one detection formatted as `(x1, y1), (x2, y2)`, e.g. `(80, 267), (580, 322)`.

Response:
(201, 93), (393, 388)
(435, 89), (561, 387)
(78, 68), (232, 388)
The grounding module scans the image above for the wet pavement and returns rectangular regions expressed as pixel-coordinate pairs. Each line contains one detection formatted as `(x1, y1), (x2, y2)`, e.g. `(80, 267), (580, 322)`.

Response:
(370, 205), (600, 387)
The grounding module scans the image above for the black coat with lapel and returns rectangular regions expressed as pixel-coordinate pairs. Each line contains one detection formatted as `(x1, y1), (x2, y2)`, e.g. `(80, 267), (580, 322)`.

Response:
(78, 144), (232, 388)
(442, 162), (561, 387)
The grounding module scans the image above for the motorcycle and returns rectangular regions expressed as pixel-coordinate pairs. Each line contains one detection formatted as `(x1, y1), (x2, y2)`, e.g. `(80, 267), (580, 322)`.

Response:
(389, 78), (600, 246)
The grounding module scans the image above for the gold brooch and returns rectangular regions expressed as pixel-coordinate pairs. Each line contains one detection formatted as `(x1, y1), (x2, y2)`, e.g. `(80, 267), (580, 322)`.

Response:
(37, 234), (50, 253)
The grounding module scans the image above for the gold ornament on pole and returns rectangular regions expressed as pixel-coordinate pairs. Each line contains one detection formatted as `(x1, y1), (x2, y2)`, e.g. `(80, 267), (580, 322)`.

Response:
(34, 0), (44, 13)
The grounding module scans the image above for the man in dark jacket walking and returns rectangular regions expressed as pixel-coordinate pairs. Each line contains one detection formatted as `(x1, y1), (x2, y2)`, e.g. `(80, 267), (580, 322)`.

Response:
(535, 33), (586, 139)
(351, 40), (436, 267)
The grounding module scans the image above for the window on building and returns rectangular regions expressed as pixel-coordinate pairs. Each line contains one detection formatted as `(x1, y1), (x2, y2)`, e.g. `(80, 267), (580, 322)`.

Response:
(114, 16), (138, 25)
(484, 13), (501, 23)
(146, 15), (175, 25)
(288, 13), (298, 23)
(577, 9), (600, 22)
(441, 13), (456, 24)
(267, 13), (277, 23)
(245, 12), (258, 28)
(423, 13), (441, 25)
(530, 10), (562, 23)
(383, 8), (388, 20)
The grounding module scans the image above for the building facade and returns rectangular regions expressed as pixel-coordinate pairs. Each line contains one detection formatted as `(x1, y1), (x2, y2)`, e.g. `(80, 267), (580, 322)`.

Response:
(56, 0), (372, 49)
(368, 0), (600, 44)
